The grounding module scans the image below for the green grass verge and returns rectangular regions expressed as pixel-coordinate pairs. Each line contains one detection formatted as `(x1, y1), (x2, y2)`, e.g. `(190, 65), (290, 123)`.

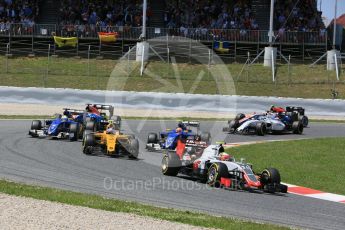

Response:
(0, 56), (344, 99)
(0, 180), (288, 230)
(227, 138), (345, 195)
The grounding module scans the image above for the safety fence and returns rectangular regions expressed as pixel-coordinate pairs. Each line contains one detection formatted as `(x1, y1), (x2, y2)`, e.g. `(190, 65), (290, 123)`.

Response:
(0, 23), (328, 45)
(0, 35), (328, 64)
(0, 23), (329, 64)
(0, 38), (342, 86)
(0, 24), (342, 99)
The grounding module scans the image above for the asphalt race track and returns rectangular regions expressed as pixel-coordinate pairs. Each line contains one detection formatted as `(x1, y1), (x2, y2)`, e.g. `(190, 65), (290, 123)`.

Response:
(1, 120), (345, 229)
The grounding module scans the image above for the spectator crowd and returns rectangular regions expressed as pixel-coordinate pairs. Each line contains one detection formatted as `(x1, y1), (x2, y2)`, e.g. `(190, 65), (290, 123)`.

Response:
(58, 0), (152, 36)
(58, 0), (150, 27)
(163, 0), (258, 40)
(0, 0), (327, 44)
(274, 0), (325, 43)
(0, 0), (40, 33)
(275, 0), (324, 32)
(165, 0), (257, 29)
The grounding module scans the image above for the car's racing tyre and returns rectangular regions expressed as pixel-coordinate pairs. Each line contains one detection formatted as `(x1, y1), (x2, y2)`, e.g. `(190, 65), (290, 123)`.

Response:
(147, 133), (159, 144)
(85, 121), (96, 131)
(83, 130), (92, 137)
(256, 122), (267, 136)
(229, 119), (239, 128)
(78, 125), (84, 139)
(207, 163), (229, 188)
(161, 151), (181, 176)
(200, 132), (211, 144)
(299, 115), (309, 127)
(110, 115), (121, 130)
(260, 168), (281, 185)
(69, 123), (79, 141)
(127, 138), (139, 159)
(228, 119), (239, 133)
(82, 134), (95, 154)
(110, 115), (121, 121)
(85, 117), (93, 123)
(31, 120), (42, 130)
(279, 184), (288, 193)
(235, 113), (245, 120)
(292, 121), (304, 134)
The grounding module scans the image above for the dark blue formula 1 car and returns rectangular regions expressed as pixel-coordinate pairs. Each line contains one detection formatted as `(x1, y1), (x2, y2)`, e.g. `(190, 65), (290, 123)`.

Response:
(28, 104), (121, 141)
(146, 121), (211, 152)
(29, 109), (85, 141)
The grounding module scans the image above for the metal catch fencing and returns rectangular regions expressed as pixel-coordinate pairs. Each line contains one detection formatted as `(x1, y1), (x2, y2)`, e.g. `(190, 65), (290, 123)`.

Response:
(0, 36), (342, 87)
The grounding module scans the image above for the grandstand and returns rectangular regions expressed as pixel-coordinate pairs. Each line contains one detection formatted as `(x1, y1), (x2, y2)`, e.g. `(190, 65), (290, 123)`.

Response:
(0, 0), (333, 62)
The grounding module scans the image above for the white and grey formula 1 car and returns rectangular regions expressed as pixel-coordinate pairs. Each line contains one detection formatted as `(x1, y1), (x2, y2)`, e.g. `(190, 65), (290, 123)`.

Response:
(223, 113), (304, 136)
(161, 144), (288, 193)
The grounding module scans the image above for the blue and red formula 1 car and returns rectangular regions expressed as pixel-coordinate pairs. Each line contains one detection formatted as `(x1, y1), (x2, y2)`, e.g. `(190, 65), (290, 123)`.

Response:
(269, 105), (309, 127)
(83, 104), (121, 133)
(146, 121), (211, 153)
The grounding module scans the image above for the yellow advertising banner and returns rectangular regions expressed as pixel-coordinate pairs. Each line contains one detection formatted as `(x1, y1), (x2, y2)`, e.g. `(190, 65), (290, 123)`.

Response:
(54, 36), (78, 48)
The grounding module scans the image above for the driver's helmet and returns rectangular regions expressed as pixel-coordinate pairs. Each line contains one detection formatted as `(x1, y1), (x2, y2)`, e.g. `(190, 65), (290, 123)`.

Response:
(177, 121), (186, 130)
(63, 110), (70, 117)
(220, 152), (232, 161)
(106, 124), (115, 133)
(61, 115), (68, 121)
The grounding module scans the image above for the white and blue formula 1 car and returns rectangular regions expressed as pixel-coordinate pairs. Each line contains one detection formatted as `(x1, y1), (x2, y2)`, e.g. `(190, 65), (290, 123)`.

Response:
(223, 113), (304, 136)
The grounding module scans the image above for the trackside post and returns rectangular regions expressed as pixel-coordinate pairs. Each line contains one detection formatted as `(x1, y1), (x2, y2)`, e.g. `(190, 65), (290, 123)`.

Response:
(45, 44), (51, 87)
(271, 49), (275, 82)
(6, 43), (9, 73)
(87, 45), (90, 76)
(334, 53), (339, 81)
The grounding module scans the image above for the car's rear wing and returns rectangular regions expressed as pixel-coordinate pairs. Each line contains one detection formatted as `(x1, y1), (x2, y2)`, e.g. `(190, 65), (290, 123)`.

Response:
(86, 104), (114, 117)
(185, 139), (208, 148)
(63, 108), (85, 114)
(182, 121), (200, 127)
(86, 104), (114, 111)
(285, 106), (305, 115)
